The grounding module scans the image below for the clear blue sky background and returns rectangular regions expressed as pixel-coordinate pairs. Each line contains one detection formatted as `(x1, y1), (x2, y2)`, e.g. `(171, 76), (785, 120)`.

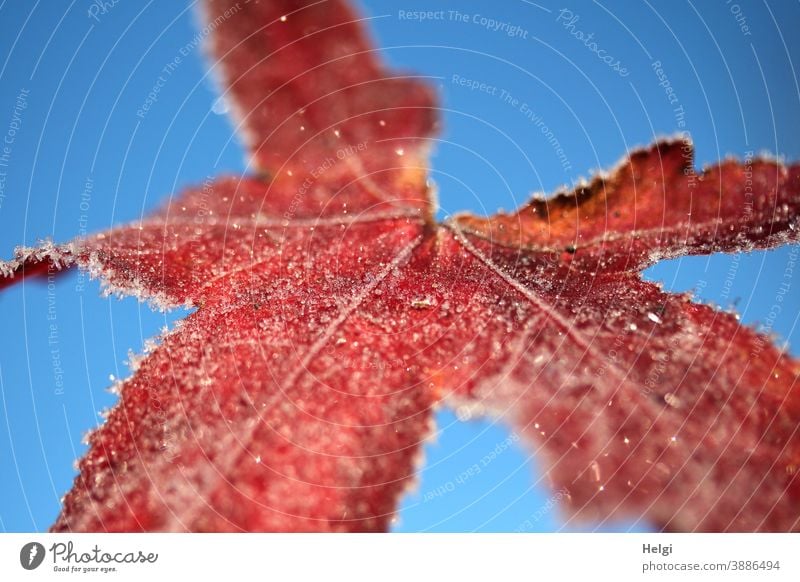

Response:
(0, 0), (798, 532)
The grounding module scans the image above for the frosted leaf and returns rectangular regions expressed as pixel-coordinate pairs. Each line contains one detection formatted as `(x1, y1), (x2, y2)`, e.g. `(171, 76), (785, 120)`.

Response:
(1, 0), (798, 534)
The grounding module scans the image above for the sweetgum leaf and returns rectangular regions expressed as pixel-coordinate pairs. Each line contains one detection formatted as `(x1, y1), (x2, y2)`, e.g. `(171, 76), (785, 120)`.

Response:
(1, 0), (799, 532)
(206, 0), (438, 217)
(456, 140), (800, 271)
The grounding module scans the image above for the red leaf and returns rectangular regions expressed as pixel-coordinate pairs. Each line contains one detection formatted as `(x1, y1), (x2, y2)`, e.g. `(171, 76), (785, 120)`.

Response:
(456, 140), (800, 271)
(2, 0), (800, 532)
(206, 0), (438, 217)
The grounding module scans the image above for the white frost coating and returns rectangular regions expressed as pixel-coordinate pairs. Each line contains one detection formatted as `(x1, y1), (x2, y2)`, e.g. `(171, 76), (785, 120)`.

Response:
(106, 378), (125, 397)
(125, 333), (166, 374)
(82, 251), (194, 312)
(475, 134), (697, 215)
(753, 150), (785, 164)
(453, 400), (489, 422)
(108, 324), (179, 402)
(444, 393), (506, 423)
(0, 239), (78, 278)
(1, 238), (192, 311)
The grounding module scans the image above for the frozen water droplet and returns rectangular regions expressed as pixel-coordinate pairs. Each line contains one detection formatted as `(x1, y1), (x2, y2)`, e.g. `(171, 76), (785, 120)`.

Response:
(647, 312), (662, 324)
(212, 96), (230, 115)
(411, 296), (434, 309)
(455, 402), (484, 421)
(590, 460), (601, 482)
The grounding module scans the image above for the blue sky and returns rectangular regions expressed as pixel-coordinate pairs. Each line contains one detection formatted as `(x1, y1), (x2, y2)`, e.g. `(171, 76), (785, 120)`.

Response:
(0, 0), (798, 532)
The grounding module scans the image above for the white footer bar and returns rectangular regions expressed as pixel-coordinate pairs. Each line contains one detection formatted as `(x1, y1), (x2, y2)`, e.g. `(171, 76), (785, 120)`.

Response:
(1, 533), (797, 581)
